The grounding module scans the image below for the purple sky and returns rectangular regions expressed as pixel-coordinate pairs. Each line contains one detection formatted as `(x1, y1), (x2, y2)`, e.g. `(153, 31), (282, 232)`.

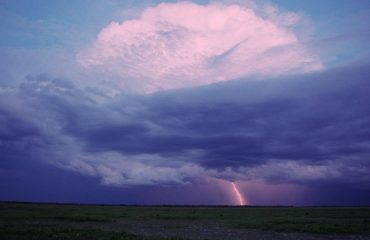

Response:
(1, 0), (370, 205)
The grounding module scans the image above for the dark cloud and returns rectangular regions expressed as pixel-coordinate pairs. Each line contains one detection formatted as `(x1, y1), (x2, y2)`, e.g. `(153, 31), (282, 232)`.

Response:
(1, 62), (370, 197)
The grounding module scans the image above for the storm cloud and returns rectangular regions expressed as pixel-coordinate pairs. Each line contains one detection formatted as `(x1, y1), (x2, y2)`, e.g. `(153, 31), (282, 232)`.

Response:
(1, 61), (369, 189)
(1, 0), (370, 205)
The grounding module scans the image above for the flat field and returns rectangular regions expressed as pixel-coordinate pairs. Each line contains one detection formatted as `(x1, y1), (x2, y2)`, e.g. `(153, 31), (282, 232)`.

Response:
(1, 203), (370, 240)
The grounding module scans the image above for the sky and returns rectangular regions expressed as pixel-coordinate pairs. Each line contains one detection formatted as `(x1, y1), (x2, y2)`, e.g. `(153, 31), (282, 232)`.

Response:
(0, 0), (370, 206)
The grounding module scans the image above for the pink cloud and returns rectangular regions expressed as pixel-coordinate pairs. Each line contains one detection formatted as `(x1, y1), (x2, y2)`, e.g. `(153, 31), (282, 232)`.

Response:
(238, 180), (311, 206)
(77, 1), (323, 93)
(205, 177), (310, 205)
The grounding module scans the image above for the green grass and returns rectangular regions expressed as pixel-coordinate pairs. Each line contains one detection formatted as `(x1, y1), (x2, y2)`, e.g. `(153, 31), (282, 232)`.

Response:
(223, 207), (370, 234)
(0, 203), (369, 239)
(0, 225), (184, 240)
(1, 225), (135, 240)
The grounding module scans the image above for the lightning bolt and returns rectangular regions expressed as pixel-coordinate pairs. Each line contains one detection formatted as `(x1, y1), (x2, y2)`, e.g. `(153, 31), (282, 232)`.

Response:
(231, 182), (246, 206)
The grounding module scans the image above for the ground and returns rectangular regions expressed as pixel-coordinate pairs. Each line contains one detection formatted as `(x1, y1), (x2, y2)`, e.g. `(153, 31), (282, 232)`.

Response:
(1, 203), (370, 240)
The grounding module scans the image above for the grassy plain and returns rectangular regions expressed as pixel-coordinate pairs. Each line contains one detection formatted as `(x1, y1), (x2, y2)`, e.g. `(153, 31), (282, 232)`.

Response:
(1, 203), (370, 239)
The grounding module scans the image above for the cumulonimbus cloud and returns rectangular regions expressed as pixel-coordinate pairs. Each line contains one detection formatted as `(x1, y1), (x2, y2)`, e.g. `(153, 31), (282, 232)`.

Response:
(77, 1), (323, 93)
(3, 62), (369, 188)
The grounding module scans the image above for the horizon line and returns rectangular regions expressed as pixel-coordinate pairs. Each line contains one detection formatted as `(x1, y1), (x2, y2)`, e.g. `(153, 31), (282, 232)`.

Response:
(1, 201), (369, 208)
